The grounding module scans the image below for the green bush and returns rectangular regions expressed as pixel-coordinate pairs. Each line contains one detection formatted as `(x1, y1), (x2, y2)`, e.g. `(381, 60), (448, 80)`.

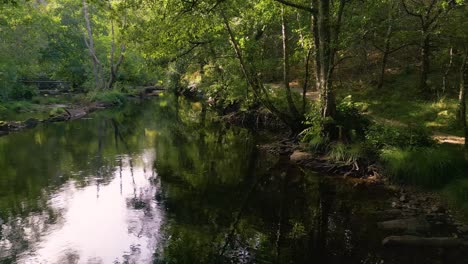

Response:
(93, 90), (128, 106)
(268, 86), (304, 115)
(366, 123), (435, 149)
(300, 96), (370, 149)
(300, 103), (329, 151)
(335, 95), (371, 141)
(49, 107), (67, 117)
(8, 84), (38, 100)
(328, 142), (369, 165)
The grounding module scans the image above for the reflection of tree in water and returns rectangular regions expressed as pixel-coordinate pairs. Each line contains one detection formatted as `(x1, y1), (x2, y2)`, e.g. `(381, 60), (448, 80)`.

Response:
(151, 96), (388, 263)
(0, 100), (155, 262)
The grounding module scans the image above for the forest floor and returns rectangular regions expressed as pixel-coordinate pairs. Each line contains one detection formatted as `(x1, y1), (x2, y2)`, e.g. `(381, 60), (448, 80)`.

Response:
(272, 80), (466, 145)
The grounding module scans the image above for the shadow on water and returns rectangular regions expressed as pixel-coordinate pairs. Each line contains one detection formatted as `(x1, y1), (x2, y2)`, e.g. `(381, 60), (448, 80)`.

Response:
(0, 95), (467, 263)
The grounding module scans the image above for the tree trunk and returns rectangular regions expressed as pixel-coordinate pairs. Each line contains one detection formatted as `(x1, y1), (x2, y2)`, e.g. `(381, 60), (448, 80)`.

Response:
(378, 24), (393, 89)
(281, 7), (301, 120)
(317, 0), (335, 120)
(419, 34), (430, 95)
(107, 16), (126, 90)
(303, 48), (312, 113)
(442, 47), (454, 95)
(457, 50), (467, 153)
(223, 13), (303, 133)
(312, 0), (321, 92)
(82, 0), (102, 89)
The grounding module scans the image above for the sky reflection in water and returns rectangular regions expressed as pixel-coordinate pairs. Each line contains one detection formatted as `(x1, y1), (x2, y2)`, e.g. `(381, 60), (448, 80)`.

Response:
(17, 150), (162, 264)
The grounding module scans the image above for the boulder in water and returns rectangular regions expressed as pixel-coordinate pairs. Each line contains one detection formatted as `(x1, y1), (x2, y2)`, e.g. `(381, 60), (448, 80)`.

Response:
(383, 235), (468, 248)
(290, 150), (313, 163)
(378, 217), (430, 233)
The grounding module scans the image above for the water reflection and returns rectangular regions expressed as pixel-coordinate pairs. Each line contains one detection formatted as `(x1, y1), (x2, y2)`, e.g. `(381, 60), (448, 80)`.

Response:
(17, 151), (161, 264)
(0, 101), (163, 263)
(1, 96), (467, 264)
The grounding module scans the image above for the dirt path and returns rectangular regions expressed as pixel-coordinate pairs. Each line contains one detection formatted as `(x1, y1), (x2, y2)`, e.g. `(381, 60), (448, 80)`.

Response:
(432, 131), (465, 145)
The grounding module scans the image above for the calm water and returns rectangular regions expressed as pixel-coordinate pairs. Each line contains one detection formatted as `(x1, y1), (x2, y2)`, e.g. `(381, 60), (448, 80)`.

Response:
(0, 96), (467, 264)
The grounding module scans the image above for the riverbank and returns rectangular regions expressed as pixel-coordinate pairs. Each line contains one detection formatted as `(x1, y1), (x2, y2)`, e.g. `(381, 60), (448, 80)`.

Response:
(0, 87), (164, 136)
(286, 145), (468, 249)
(242, 106), (468, 251)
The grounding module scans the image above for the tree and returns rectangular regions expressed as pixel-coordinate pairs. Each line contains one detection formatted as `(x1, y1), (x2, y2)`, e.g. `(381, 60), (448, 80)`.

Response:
(274, 0), (348, 138)
(401, 0), (454, 96)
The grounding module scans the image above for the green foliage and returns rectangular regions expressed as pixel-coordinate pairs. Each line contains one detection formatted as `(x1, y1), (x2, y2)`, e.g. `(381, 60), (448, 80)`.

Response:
(7, 84), (38, 100)
(380, 145), (468, 188)
(327, 142), (369, 165)
(366, 123), (435, 149)
(269, 86), (303, 114)
(443, 178), (468, 218)
(300, 103), (329, 151)
(335, 95), (371, 141)
(49, 107), (67, 117)
(92, 90), (128, 106)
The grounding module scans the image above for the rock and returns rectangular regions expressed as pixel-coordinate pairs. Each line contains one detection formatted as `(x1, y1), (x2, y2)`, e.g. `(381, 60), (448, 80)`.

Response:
(24, 118), (39, 128)
(382, 235), (468, 248)
(391, 202), (401, 209)
(431, 205), (446, 214)
(378, 217), (431, 233)
(458, 225), (468, 234)
(66, 108), (87, 120)
(0, 121), (8, 131)
(399, 195), (407, 203)
(289, 150), (313, 163)
(418, 197), (429, 203)
(380, 209), (402, 220)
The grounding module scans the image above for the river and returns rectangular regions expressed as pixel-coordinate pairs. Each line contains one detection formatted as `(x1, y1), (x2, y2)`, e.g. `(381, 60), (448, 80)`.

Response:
(0, 96), (466, 263)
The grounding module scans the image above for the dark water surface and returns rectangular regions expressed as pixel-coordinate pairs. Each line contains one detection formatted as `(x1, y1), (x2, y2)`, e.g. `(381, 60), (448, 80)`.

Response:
(0, 97), (467, 263)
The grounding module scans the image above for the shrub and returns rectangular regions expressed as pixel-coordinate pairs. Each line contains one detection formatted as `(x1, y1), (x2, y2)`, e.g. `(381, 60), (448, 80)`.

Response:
(300, 96), (370, 149)
(300, 103), (329, 151)
(335, 95), (371, 141)
(49, 107), (67, 117)
(366, 123), (435, 149)
(93, 90), (128, 106)
(8, 84), (38, 100)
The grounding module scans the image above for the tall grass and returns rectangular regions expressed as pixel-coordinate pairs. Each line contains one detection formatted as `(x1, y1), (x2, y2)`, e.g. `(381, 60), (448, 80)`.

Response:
(380, 145), (468, 188)
(327, 143), (370, 165)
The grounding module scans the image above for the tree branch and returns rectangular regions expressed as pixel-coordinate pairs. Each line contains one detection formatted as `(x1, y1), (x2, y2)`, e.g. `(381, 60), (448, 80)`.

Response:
(401, 0), (423, 18)
(273, 0), (316, 14)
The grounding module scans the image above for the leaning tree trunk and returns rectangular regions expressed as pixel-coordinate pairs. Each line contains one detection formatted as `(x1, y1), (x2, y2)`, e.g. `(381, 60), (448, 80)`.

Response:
(107, 17), (126, 90)
(82, 0), (102, 89)
(223, 13), (303, 132)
